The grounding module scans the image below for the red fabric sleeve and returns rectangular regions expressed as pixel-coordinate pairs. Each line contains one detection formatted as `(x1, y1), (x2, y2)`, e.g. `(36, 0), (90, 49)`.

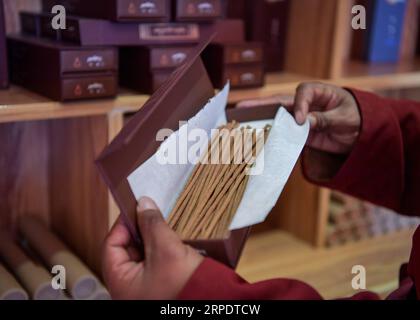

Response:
(178, 258), (380, 300)
(302, 89), (420, 217)
(178, 258), (324, 300)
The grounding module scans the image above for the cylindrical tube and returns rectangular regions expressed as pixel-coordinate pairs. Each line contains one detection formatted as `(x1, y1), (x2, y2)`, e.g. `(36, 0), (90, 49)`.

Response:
(19, 216), (99, 300)
(0, 233), (60, 300)
(89, 286), (111, 300)
(0, 263), (28, 300)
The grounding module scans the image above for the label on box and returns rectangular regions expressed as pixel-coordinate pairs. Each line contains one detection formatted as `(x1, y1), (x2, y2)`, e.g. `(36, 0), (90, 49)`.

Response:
(150, 47), (192, 69)
(62, 75), (117, 100)
(139, 23), (200, 41)
(224, 66), (264, 88)
(61, 49), (118, 74)
(224, 45), (263, 64)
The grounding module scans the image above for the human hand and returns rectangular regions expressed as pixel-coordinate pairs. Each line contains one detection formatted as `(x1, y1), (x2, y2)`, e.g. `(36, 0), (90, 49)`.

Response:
(237, 82), (361, 154)
(102, 197), (203, 300)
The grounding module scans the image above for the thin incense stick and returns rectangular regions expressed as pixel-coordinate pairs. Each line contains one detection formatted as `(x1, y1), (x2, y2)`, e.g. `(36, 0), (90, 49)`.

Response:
(169, 122), (270, 240)
(190, 131), (265, 238)
(167, 126), (225, 226)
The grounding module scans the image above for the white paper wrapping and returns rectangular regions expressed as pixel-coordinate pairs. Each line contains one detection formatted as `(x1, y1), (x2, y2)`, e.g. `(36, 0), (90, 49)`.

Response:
(229, 108), (309, 229)
(127, 83), (309, 230)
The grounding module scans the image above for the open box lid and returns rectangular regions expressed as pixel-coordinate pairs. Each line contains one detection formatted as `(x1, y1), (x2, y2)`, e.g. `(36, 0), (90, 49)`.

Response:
(96, 35), (216, 246)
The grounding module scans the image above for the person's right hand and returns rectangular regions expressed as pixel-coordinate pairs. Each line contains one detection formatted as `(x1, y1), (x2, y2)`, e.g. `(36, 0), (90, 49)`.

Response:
(102, 197), (203, 300)
(237, 82), (361, 155)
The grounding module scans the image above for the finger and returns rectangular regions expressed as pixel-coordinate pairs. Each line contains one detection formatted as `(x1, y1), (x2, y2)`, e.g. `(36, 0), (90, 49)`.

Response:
(102, 215), (137, 280)
(294, 83), (315, 124)
(136, 197), (182, 264)
(294, 83), (341, 125)
(309, 111), (330, 131)
(236, 95), (294, 110)
(309, 107), (342, 131)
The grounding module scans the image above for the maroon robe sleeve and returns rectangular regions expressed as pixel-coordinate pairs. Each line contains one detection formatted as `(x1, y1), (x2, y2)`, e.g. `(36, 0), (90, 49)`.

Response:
(178, 89), (420, 300)
(303, 89), (420, 217)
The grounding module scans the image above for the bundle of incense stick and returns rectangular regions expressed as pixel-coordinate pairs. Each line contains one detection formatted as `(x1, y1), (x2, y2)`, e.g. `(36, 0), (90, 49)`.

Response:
(168, 122), (271, 240)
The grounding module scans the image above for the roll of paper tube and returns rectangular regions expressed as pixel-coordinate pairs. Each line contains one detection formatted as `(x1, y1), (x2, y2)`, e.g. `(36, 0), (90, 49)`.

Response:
(0, 263), (29, 300)
(19, 216), (99, 300)
(0, 232), (60, 300)
(89, 286), (111, 300)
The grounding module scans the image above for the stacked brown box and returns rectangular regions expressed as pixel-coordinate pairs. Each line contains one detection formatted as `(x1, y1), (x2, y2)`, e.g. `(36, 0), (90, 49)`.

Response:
(20, 12), (201, 46)
(8, 35), (118, 101)
(202, 42), (265, 89)
(120, 45), (193, 93)
(42, 0), (171, 22)
(0, 0), (8, 89)
(62, 15), (200, 46)
(227, 0), (290, 71)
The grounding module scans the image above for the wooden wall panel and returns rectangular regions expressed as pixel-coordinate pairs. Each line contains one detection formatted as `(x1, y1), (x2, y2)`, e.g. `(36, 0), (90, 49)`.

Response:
(273, 162), (324, 245)
(49, 115), (109, 274)
(0, 121), (50, 230)
(400, 0), (419, 63)
(285, 0), (338, 78)
(330, 0), (354, 79)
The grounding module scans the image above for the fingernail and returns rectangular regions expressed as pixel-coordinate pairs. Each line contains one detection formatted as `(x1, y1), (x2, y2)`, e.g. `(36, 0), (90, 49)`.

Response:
(296, 111), (304, 124)
(137, 197), (158, 212)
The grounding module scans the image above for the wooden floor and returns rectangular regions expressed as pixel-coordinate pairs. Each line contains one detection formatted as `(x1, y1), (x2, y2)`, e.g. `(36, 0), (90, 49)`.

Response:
(237, 228), (416, 299)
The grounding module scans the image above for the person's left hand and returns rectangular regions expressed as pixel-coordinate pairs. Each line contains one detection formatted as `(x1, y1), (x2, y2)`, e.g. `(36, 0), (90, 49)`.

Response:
(102, 197), (204, 300)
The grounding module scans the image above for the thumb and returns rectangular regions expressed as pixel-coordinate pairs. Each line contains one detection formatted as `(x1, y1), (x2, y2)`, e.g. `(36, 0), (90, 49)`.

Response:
(136, 197), (182, 263)
(308, 108), (341, 131)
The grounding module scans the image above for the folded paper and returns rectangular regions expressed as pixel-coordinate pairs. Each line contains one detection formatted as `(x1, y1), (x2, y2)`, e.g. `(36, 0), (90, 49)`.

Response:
(128, 83), (309, 231)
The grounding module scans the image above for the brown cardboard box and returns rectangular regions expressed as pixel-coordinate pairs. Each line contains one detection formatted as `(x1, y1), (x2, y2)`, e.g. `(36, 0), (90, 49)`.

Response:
(96, 36), (280, 268)
(97, 35), (256, 268)
(0, 0), (8, 89)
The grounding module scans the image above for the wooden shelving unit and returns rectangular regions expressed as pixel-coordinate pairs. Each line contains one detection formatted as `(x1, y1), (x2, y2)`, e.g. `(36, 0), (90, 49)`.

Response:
(1, 0), (420, 273)
(4, 63), (420, 122)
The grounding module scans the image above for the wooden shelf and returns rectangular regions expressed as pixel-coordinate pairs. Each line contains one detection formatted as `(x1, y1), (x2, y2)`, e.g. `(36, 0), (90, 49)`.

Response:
(336, 59), (420, 91)
(238, 228), (416, 299)
(210, 66), (420, 105)
(0, 85), (149, 123)
(3, 64), (420, 124)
